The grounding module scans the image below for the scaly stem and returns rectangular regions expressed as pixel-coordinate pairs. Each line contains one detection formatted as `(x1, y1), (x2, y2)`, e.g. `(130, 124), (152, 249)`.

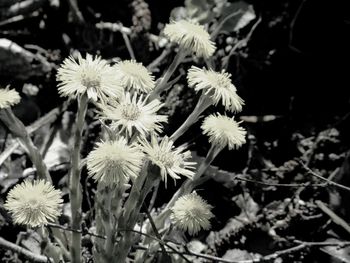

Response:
(149, 47), (188, 100)
(0, 108), (51, 182)
(69, 94), (88, 263)
(116, 170), (156, 262)
(170, 94), (212, 142)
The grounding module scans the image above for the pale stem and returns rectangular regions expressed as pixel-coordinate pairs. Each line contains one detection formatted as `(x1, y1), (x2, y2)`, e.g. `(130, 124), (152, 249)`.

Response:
(170, 94), (213, 142)
(0, 108), (51, 182)
(103, 183), (126, 261)
(69, 93), (89, 263)
(115, 170), (157, 262)
(149, 47), (188, 100)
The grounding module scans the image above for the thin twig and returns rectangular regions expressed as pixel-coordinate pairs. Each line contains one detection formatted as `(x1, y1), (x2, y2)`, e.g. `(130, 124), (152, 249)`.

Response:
(300, 162), (350, 192)
(289, 0), (307, 53)
(121, 27), (136, 60)
(234, 175), (326, 187)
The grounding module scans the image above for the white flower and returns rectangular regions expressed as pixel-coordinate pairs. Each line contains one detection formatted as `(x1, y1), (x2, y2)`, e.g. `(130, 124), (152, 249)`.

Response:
(187, 66), (244, 112)
(164, 20), (216, 58)
(171, 192), (213, 235)
(87, 138), (144, 184)
(57, 53), (122, 102)
(114, 60), (155, 93)
(139, 135), (196, 185)
(201, 113), (246, 150)
(5, 180), (63, 227)
(100, 92), (167, 137)
(0, 88), (21, 109)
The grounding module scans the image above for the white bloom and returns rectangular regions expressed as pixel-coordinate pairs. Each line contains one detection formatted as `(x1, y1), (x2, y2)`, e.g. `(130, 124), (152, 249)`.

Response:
(114, 60), (155, 93)
(5, 180), (63, 227)
(100, 92), (167, 137)
(164, 20), (216, 58)
(201, 113), (246, 150)
(0, 88), (21, 109)
(87, 138), (144, 184)
(139, 135), (196, 185)
(57, 53), (122, 102)
(171, 192), (213, 235)
(188, 66), (244, 112)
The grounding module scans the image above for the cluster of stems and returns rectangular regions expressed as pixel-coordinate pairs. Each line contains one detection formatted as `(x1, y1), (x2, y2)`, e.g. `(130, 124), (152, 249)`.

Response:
(0, 40), (228, 262)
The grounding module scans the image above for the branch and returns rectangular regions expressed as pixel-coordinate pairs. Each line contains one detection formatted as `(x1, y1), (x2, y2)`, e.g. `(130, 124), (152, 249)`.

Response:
(300, 162), (350, 192)
(234, 175), (326, 187)
(0, 237), (51, 263)
(315, 200), (350, 235)
(95, 22), (163, 46)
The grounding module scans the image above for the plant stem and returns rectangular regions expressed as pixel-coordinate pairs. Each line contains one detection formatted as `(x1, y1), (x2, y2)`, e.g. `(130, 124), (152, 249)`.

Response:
(170, 94), (212, 142)
(69, 94), (88, 263)
(0, 109), (51, 182)
(151, 144), (222, 232)
(149, 47), (187, 100)
(116, 171), (156, 262)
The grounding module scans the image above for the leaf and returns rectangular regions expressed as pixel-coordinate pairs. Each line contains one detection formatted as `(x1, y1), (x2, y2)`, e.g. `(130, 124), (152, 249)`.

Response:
(185, 0), (216, 23)
(170, 0), (216, 24)
(216, 1), (256, 34)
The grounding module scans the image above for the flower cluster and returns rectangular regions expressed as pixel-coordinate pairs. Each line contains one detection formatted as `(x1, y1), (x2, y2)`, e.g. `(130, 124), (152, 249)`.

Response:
(0, 15), (250, 262)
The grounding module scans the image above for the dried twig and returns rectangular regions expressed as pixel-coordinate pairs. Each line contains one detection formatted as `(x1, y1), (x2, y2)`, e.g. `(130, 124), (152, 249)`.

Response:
(300, 162), (350, 192)
(315, 200), (350, 235)
(0, 237), (51, 263)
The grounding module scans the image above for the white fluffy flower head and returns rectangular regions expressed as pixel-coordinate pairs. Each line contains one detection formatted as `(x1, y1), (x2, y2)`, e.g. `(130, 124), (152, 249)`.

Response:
(87, 138), (144, 184)
(100, 92), (167, 138)
(5, 180), (63, 227)
(114, 60), (155, 93)
(188, 66), (244, 112)
(139, 135), (196, 185)
(57, 53), (122, 102)
(164, 20), (216, 58)
(201, 113), (247, 150)
(0, 88), (21, 109)
(171, 192), (213, 235)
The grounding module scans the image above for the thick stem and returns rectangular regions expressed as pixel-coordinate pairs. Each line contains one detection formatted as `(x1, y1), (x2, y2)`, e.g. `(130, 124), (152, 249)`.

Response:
(116, 172), (156, 262)
(149, 47), (187, 100)
(69, 94), (88, 263)
(0, 109), (52, 182)
(170, 94), (212, 142)
(102, 184), (126, 262)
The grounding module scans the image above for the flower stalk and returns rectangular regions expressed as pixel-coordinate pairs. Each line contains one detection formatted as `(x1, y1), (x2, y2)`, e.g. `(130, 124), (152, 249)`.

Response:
(69, 93), (88, 263)
(149, 47), (187, 100)
(0, 108), (51, 182)
(170, 93), (212, 142)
